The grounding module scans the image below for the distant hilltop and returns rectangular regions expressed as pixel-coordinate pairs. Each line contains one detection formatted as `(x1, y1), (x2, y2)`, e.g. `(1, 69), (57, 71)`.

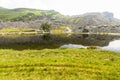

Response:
(0, 7), (64, 21)
(0, 7), (120, 33)
(0, 7), (119, 24)
(0, 7), (119, 23)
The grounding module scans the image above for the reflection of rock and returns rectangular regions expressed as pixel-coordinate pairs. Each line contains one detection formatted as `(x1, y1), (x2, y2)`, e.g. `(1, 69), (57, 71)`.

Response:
(0, 34), (119, 47)
(70, 34), (120, 46)
(82, 34), (89, 38)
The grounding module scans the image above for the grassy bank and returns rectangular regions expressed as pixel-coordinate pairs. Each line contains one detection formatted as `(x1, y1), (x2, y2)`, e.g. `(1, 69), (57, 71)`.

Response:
(0, 48), (120, 80)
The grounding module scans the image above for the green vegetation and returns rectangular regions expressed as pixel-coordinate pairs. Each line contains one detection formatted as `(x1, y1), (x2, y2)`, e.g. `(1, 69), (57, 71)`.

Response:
(51, 25), (72, 34)
(0, 28), (38, 35)
(0, 7), (119, 33)
(0, 27), (71, 35)
(0, 7), (120, 80)
(0, 48), (120, 80)
(40, 22), (51, 32)
(0, 7), (63, 21)
(0, 27), (37, 33)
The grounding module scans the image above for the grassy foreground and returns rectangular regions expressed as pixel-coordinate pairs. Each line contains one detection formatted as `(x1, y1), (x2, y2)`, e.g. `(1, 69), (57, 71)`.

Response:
(0, 48), (120, 80)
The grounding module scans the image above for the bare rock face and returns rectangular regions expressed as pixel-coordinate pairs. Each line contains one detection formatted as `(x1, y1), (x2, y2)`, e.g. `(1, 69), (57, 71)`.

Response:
(90, 25), (120, 33)
(0, 21), (41, 28)
(0, 19), (69, 29)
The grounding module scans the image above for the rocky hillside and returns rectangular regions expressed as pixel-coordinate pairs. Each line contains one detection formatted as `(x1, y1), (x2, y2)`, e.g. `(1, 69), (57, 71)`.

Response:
(0, 7), (120, 33)
(71, 12), (120, 33)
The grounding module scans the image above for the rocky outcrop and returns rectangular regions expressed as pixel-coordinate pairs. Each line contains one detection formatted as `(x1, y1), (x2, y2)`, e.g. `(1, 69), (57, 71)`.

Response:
(73, 25), (120, 33)
(0, 21), (41, 29)
(0, 19), (68, 29)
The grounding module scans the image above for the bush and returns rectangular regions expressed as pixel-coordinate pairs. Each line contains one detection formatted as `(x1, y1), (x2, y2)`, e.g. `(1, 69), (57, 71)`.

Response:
(40, 22), (51, 32)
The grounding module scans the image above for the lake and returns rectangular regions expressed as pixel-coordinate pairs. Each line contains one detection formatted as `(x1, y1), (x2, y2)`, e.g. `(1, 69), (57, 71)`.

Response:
(0, 33), (120, 52)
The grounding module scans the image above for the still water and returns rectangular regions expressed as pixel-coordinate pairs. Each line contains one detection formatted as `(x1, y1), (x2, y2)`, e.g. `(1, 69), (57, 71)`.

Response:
(102, 40), (120, 52)
(0, 33), (120, 52)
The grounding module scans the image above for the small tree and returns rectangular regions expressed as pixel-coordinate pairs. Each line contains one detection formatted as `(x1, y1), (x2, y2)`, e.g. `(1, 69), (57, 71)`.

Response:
(40, 22), (51, 32)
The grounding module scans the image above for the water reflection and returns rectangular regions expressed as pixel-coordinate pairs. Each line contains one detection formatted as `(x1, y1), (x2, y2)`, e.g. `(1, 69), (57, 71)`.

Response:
(82, 34), (89, 38)
(0, 33), (119, 51)
(60, 44), (86, 48)
(102, 40), (120, 52)
(42, 33), (51, 41)
(60, 40), (120, 52)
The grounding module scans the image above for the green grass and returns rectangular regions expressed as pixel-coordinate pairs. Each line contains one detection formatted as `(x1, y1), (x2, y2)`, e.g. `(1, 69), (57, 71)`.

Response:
(0, 7), (63, 21)
(0, 48), (120, 80)
(0, 28), (37, 32)
(0, 28), (39, 36)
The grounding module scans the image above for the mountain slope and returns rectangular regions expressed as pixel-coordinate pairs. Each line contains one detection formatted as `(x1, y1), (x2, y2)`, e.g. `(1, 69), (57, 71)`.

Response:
(69, 12), (120, 26)
(0, 7), (63, 21)
(0, 7), (120, 33)
(0, 7), (119, 25)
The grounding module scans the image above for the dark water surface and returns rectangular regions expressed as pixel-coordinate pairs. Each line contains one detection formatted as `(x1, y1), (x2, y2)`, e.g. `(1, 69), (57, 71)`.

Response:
(0, 33), (120, 52)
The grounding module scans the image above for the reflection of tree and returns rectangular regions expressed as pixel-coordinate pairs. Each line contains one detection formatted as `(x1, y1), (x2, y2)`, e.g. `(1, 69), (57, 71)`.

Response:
(82, 34), (88, 38)
(83, 29), (89, 33)
(42, 33), (51, 41)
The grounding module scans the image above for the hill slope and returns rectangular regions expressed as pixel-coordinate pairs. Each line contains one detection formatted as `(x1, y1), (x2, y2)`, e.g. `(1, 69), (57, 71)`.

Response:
(70, 12), (120, 26)
(0, 7), (120, 33)
(0, 7), (63, 21)
(0, 7), (119, 24)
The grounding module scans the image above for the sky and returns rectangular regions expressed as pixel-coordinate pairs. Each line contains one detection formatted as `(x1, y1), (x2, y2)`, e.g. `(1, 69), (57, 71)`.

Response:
(0, 0), (120, 19)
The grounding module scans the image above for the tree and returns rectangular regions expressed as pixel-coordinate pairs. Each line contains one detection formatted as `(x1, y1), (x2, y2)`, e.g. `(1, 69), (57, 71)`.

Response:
(40, 22), (51, 32)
